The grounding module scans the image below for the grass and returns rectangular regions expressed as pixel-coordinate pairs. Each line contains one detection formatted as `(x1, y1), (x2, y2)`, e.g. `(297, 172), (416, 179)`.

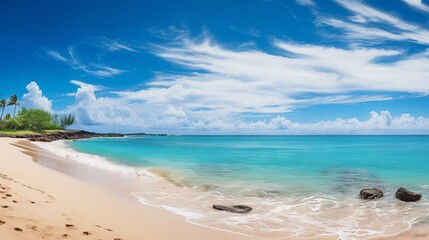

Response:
(0, 129), (65, 135)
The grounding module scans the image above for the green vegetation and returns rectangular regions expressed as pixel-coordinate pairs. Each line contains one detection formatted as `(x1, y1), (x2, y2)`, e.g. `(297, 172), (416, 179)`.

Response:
(0, 99), (6, 119)
(0, 130), (64, 135)
(0, 94), (76, 132)
(7, 94), (20, 118)
(52, 113), (76, 129)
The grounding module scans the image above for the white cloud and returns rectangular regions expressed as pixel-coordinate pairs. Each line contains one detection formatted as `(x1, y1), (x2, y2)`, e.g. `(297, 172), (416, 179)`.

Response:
(320, 0), (429, 45)
(21, 81), (52, 112)
(47, 47), (125, 77)
(402, 0), (429, 12)
(237, 111), (429, 134)
(66, 80), (167, 128)
(150, 37), (429, 99)
(70, 80), (104, 91)
(63, 81), (429, 134)
(296, 0), (316, 7)
(67, 33), (422, 132)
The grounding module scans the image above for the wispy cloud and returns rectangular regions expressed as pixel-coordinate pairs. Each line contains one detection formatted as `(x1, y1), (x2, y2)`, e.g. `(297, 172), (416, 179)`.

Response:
(47, 47), (125, 77)
(228, 25), (261, 37)
(70, 80), (105, 91)
(147, 26), (189, 40)
(295, 0), (316, 7)
(61, 34), (419, 130)
(401, 0), (429, 12)
(93, 37), (138, 52)
(319, 0), (429, 45)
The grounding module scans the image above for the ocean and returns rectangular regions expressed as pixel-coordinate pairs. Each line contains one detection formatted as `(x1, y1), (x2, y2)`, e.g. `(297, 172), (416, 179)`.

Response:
(66, 135), (429, 239)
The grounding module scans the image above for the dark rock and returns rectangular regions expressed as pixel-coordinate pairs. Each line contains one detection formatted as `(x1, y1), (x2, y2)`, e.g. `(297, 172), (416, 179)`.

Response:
(395, 187), (422, 202)
(359, 188), (383, 199)
(213, 204), (252, 213)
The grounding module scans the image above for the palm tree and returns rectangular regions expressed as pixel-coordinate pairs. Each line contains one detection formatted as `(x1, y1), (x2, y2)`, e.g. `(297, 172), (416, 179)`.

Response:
(60, 114), (76, 129)
(1, 113), (11, 130)
(7, 94), (20, 118)
(0, 98), (6, 120)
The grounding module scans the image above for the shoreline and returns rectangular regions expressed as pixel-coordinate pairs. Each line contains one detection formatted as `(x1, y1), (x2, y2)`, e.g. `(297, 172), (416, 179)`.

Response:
(0, 137), (428, 239)
(0, 137), (258, 240)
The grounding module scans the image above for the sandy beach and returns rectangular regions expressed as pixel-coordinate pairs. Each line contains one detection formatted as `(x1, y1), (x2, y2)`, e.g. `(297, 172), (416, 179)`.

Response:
(0, 137), (259, 240)
(0, 137), (428, 240)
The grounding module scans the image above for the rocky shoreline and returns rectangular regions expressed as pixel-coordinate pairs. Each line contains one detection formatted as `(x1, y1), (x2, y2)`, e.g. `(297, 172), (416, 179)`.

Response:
(0, 130), (166, 142)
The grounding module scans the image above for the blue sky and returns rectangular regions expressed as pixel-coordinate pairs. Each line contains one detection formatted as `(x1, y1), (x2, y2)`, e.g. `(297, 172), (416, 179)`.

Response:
(1, 0), (429, 134)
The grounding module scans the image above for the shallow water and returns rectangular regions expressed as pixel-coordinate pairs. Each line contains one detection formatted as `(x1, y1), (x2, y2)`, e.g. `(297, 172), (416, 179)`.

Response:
(67, 135), (429, 239)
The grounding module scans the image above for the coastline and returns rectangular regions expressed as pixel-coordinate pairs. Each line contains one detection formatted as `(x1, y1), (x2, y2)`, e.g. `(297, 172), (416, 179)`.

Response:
(0, 137), (258, 240)
(0, 136), (428, 240)
(0, 130), (167, 142)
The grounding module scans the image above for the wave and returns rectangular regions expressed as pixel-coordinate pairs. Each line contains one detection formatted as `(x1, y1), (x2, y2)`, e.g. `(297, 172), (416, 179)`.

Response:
(133, 189), (429, 240)
(32, 140), (159, 180)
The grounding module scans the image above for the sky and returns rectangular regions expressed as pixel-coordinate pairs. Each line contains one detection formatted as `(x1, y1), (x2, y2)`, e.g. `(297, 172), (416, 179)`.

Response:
(1, 0), (429, 134)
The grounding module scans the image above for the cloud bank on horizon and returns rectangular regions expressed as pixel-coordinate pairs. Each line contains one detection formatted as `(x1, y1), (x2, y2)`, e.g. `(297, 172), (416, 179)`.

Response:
(6, 0), (429, 134)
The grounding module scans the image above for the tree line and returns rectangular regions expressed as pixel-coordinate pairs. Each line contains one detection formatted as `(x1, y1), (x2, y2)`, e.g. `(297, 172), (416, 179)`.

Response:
(0, 94), (76, 131)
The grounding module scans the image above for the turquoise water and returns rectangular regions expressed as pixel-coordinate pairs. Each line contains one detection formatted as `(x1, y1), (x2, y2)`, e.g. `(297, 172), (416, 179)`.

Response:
(67, 135), (429, 239)
(69, 135), (429, 196)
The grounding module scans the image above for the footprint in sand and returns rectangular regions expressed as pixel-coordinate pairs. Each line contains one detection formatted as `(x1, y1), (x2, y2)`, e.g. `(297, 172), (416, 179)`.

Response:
(82, 231), (91, 235)
(14, 227), (23, 232)
(65, 224), (75, 228)
(28, 225), (37, 230)
(0, 220), (5, 225)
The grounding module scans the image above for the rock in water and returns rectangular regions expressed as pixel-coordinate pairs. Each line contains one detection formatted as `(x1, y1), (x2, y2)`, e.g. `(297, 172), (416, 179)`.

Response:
(359, 188), (383, 199)
(213, 204), (252, 213)
(395, 187), (422, 202)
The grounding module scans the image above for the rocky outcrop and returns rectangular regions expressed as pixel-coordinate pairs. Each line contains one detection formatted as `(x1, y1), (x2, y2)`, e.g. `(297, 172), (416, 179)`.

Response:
(0, 130), (124, 142)
(395, 187), (422, 202)
(212, 204), (252, 213)
(359, 188), (383, 200)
